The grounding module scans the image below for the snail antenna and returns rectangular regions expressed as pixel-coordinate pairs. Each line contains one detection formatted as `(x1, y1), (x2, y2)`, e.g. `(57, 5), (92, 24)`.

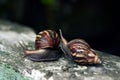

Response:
(18, 40), (26, 50)
(18, 40), (29, 58)
(59, 29), (68, 45)
(59, 29), (63, 39)
(59, 29), (74, 63)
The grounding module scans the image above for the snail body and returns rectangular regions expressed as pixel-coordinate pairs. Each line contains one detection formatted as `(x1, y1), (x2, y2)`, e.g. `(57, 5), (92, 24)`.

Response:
(24, 49), (61, 61)
(23, 30), (61, 61)
(59, 30), (101, 64)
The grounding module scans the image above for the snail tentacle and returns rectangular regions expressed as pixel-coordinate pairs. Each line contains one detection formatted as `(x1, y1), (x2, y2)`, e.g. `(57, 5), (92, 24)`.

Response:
(59, 29), (74, 63)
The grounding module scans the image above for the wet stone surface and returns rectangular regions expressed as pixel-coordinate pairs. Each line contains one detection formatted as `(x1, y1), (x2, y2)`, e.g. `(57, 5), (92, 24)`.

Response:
(0, 20), (120, 80)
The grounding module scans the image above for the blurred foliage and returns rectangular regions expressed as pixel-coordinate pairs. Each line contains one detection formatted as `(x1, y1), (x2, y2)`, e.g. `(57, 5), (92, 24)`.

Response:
(0, 63), (29, 80)
(40, 0), (57, 6)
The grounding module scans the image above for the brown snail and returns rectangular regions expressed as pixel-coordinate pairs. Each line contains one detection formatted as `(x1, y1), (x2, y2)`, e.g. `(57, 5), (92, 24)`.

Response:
(20, 30), (62, 61)
(59, 29), (101, 64)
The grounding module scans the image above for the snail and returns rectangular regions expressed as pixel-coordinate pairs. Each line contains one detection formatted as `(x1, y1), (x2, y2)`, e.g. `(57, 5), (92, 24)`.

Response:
(59, 29), (101, 64)
(20, 30), (62, 61)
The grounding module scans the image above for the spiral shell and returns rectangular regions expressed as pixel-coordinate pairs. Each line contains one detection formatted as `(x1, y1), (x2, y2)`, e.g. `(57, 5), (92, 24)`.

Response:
(35, 30), (60, 49)
(67, 39), (101, 64)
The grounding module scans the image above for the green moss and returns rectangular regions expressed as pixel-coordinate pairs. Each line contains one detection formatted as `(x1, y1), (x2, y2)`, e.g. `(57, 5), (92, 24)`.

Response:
(0, 63), (29, 80)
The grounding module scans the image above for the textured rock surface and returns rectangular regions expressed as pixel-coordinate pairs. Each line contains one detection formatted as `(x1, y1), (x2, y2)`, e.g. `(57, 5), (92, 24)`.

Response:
(0, 20), (120, 80)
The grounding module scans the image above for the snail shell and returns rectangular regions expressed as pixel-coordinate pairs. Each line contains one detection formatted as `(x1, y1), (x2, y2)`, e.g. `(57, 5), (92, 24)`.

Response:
(22, 30), (61, 61)
(59, 29), (101, 64)
(35, 30), (60, 49)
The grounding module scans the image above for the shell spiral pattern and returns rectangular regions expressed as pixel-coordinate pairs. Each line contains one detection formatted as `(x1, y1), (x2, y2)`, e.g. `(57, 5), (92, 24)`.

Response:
(35, 30), (60, 49)
(67, 39), (101, 64)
